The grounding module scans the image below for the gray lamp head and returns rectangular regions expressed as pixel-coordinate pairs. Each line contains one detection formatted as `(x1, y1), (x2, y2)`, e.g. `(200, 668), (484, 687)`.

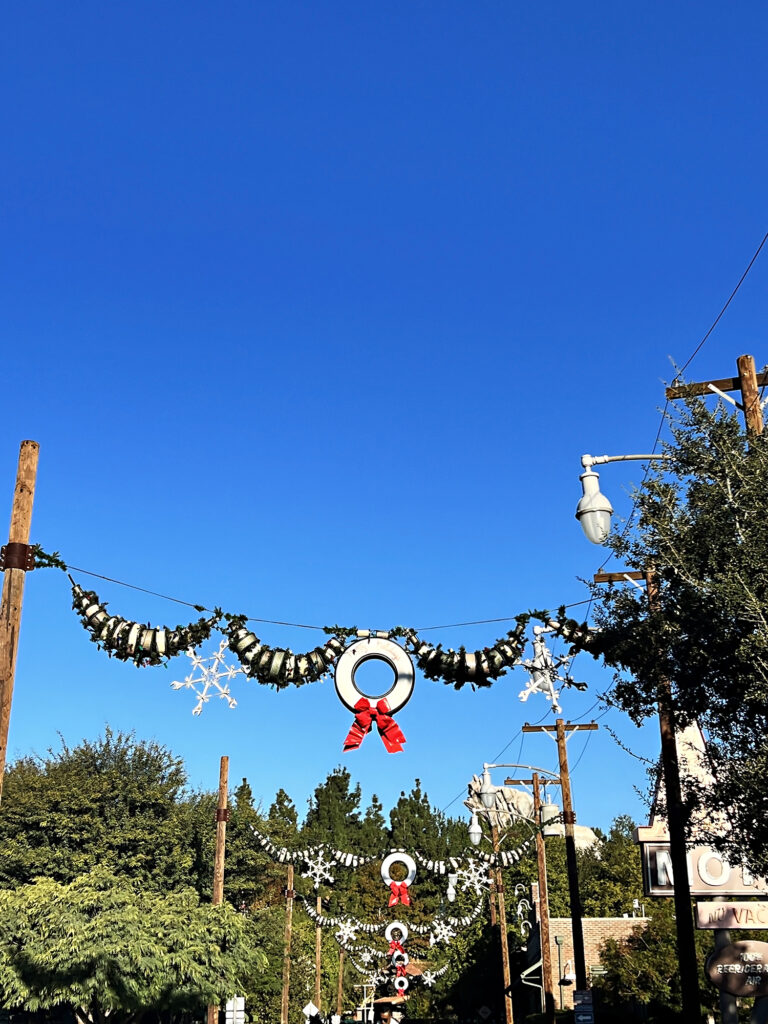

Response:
(479, 767), (496, 810)
(468, 813), (483, 847)
(576, 467), (613, 545)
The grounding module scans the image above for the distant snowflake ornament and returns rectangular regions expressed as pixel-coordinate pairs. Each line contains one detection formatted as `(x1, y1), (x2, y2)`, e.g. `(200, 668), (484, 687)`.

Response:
(301, 849), (336, 889)
(429, 919), (456, 945)
(456, 859), (490, 895)
(422, 971), (437, 988)
(335, 919), (359, 945)
(170, 639), (244, 715)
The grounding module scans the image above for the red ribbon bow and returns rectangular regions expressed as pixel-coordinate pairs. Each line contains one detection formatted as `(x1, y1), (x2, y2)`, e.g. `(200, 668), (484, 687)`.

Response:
(343, 698), (407, 754)
(388, 881), (411, 907)
(396, 964), (408, 977)
(388, 940), (405, 956)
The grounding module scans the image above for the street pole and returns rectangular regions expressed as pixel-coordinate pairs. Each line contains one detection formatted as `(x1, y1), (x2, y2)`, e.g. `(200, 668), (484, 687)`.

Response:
(522, 719), (596, 991)
(336, 947), (345, 1017)
(315, 894), (323, 1010)
(491, 823), (514, 1024)
(532, 774), (555, 1024)
(0, 440), (39, 804)
(208, 756), (230, 1024)
(281, 864), (295, 1024)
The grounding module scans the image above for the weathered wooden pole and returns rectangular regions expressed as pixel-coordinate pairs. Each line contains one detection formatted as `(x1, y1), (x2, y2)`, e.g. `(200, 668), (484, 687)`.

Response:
(336, 947), (345, 1017)
(737, 353), (764, 438)
(315, 894), (323, 1009)
(207, 756), (230, 1024)
(532, 774), (555, 1024)
(491, 823), (514, 1024)
(281, 864), (295, 1024)
(0, 440), (40, 805)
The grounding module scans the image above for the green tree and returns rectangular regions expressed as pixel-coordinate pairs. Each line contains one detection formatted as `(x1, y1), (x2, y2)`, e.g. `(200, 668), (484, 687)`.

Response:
(0, 871), (266, 1024)
(594, 899), (717, 1022)
(0, 730), (192, 889)
(561, 401), (768, 872)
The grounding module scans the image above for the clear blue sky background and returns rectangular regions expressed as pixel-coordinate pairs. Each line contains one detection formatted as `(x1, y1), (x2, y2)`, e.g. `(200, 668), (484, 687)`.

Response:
(2, 2), (766, 838)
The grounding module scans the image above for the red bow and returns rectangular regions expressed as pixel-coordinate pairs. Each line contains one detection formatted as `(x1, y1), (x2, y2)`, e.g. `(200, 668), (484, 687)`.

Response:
(389, 881), (411, 907)
(343, 698), (406, 753)
(396, 964), (408, 977)
(388, 940), (405, 956)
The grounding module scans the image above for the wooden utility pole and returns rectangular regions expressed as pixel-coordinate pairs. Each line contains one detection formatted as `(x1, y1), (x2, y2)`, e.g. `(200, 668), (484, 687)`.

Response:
(532, 774), (555, 1024)
(522, 719), (597, 991)
(0, 440), (39, 805)
(315, 894), (323, 1010)
(660, 351), (767, 1021)
(207, 756), (230, 1024)
(491, 823), (514, 1024)
(281, 864), (295, 1024)
(666, 352), (765, 439)
(336, 947), (345, 1017)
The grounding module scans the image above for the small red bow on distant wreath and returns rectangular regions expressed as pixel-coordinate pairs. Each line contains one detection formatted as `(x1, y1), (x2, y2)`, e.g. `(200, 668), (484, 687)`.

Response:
(388, 881), (411, 907)
(396, 964), (408, 977)
(388, 940), (405, 956)
(343, 698), (406, 753)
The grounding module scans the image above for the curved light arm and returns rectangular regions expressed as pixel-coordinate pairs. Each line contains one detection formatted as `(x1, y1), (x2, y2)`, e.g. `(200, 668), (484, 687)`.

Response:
(576, 453), (672, 545)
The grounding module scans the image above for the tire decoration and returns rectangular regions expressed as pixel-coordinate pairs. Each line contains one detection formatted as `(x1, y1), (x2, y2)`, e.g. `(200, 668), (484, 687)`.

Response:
(227, 621), (346, 690)
(70, 579), (218, 666)
(381, 851), (416, 907)
(404, 623), (528, 689)
(337, 637), (414, 753)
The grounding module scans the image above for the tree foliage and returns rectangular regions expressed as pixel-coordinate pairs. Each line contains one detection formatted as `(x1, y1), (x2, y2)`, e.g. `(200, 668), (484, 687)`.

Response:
(561, 401), (768, 872)
(0, 871), (265, 1024)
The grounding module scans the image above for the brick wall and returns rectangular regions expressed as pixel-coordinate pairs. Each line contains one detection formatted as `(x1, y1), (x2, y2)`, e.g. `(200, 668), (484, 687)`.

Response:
(544, 917), (649, 1010)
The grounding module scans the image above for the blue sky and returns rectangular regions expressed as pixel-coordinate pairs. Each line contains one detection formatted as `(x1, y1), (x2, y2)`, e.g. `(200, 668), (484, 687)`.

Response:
(2, 2), (766, 836)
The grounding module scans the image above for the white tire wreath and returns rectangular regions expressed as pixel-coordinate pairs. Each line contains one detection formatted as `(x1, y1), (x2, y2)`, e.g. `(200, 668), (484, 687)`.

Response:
(381, 852), (417, 888)
(394, 977), (409, 992)
(334, 637), (415, 713)
(391, 952), (409, 967)
(384, 921), (409, 944)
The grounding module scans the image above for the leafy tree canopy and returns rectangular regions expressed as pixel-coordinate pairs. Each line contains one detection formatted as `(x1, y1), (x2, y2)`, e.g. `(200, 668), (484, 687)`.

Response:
(0, 870), (266, 1024)
(0, 729), (193, 889)
(560, 401), (768, 871)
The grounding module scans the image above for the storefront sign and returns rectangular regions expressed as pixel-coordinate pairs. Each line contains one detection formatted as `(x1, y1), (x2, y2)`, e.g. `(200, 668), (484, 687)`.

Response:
(706, 941), (768, 997)
(641, 843), (768, 897)
(697, 902), (768, 929)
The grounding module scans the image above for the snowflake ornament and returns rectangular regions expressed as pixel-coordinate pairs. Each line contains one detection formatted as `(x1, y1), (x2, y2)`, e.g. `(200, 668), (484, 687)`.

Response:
(170, 639), (244, 715)
(422, 971), (437, 988)
(335, 919), (359, 945)
(429, 919), (456, 946)
(456, 859), (490, 895)
(301, 849), (336, 889)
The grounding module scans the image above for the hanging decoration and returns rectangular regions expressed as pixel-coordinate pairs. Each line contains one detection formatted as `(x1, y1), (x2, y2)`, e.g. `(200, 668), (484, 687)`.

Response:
(335, 636), (414, 753)
(380, 852), (417, 907)
(70, 579), (219, 666)
(170, 639), (244, 714)
(49, 553), (555, 693)
(517, 625), (587, 714)
(226, 617), (347, 690)
(403, 622), (529, 689)
(421, 965), (450, 987)
(248, 825), (377, 877)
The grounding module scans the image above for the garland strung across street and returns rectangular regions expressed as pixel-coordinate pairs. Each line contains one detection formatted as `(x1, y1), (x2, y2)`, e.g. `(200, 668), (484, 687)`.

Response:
(56, 559), (585, 734)
(65, 573), (534, 690)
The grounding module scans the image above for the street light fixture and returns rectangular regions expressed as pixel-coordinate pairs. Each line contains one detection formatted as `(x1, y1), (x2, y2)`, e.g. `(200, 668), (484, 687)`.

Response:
(574, 450), (701, 1021)
(576, 454), (670, 544)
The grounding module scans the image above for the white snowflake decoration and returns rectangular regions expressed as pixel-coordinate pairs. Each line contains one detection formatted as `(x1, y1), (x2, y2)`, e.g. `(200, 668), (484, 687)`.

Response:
(358, 949), (374, 965)
(301, 849), (336, 889)
(422, 971), (437, 988)
(429, 919), (456, 946)
(456, 859), (490, 895)
(170, 639), (244, 715)
(335, 919), (359, 945)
